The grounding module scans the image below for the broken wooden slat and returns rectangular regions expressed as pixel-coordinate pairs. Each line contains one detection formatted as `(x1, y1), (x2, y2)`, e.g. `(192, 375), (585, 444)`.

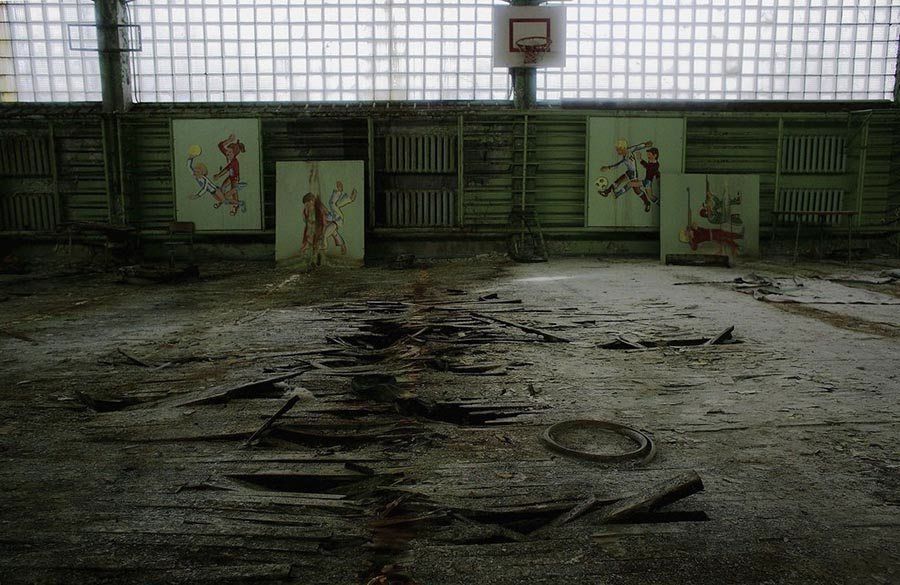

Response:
(612, 335), (645, 350)
(471, 312), (570, 343)
(586, 471), (704, 525)
(242, 394), (302, 448)
(174, 370), (310, 407)
(531, 495), (600, 537)
(117, 347), (154, 368)
(705, 325), (735, 346)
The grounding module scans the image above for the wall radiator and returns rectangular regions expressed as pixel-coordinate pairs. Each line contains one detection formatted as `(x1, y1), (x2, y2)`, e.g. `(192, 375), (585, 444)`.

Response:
(782, 135), (847, 174)
(383, 189), (455, 227)
(385, 134), (457, 173)
(0, 134), (56, 231)
(777, 189), (845, 225)
(0, 193), (57, 231)
(0, 135), (53, 176)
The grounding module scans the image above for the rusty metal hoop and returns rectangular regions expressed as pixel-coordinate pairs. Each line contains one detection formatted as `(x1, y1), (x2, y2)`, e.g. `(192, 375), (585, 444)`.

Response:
(515, 36), (552, 65)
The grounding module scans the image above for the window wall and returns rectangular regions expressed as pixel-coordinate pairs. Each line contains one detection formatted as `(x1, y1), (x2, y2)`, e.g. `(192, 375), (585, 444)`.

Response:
(540, 0), (900, 101)
(1, 0), (101, 102)
(126, 0), (510, 102)
(2, 0), (898, 104)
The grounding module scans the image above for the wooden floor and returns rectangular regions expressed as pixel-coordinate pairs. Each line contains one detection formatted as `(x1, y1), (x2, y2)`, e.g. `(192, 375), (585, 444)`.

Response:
(1, 256), (898, 584)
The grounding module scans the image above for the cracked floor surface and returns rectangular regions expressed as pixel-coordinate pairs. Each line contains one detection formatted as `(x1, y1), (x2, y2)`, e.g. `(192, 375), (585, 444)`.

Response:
(1, 256), (898, 584)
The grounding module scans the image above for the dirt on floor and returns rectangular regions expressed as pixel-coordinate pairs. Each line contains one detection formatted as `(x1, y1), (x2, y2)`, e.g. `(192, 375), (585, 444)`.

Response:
(1, 254), (898, 585)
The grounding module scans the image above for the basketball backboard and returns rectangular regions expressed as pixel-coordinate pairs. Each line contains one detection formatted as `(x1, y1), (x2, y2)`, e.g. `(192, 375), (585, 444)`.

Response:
(493, 5), (567, 68)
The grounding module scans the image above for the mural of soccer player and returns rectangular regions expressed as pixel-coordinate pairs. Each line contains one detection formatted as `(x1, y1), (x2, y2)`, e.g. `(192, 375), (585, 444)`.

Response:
(699, 177), (743, 225)
(597, 138), (654, 212)
(679, 188), (744, 255)
(639, 147), (660, 204)
(323, 180), (358, 255)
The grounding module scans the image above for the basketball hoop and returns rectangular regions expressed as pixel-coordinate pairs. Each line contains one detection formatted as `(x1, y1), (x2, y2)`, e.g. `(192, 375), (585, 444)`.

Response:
(515, 35), (552, 65)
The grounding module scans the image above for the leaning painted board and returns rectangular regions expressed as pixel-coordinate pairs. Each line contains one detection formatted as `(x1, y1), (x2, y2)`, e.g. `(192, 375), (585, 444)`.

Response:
(586, 117), (684, 228)
(660, 174), (760, 263)
(276, 161), (365, 264)
(171, 118), (262, 231)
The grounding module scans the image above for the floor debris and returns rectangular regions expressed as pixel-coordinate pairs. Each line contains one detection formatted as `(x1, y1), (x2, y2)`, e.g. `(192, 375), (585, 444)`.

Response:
(540, 419), (656, 464)
(5, 256), (898, 584)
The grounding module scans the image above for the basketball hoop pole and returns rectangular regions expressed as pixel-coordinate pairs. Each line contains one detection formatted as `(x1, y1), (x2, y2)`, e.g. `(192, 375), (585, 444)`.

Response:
(509, 0), (542, 109)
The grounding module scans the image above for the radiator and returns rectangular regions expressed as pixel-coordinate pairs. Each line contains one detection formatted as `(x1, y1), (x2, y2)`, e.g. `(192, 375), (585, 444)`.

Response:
(0, 134), (56, 231)
(385, 134), (457, 173)
(0, 134), (53, 176)
(384, 189), (455, 227)
(777, 189), (845, 225)
(0, 192), (57, 231)
(782, 135), (846, 174)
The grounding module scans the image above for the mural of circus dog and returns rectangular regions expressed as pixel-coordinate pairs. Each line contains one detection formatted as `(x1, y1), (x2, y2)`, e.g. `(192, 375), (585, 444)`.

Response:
(172, 119), (262, 231)
(661, 174), (760, 263)
(586, 117), (684, 228)
(275, 161), (365, 264)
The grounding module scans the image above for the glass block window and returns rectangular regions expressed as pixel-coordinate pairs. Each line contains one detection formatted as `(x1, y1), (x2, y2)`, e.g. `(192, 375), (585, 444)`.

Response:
(1, 0), (102, 102)
(126, 0), (510, 103)
(539, 0), (900, 101)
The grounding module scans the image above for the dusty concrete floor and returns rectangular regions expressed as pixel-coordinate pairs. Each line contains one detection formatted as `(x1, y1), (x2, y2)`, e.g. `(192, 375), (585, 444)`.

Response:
(1, 255), (898, 584)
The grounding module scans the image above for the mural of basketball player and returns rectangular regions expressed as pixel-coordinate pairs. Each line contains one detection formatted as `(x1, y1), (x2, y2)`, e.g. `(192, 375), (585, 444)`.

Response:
(323, 181), (358, 255)
(597, 138), (654, 212)
(187, 148), (241, 212)
(214, 133), (246, 192)
(186, 138), (246, 216)
(700, 177), (743, 225)
(639, 147), (660, 204)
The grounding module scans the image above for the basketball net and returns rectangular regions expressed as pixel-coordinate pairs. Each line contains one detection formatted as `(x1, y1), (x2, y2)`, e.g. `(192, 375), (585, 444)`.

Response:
(516, 36), (552, 65)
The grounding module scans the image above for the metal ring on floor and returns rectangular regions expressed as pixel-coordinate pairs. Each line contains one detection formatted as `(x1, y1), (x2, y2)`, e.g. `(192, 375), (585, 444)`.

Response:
(540, 419), (656, 464)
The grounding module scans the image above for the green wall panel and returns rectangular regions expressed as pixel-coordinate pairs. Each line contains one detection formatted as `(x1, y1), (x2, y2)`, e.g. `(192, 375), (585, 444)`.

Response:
(4, 106), (899, 240)
(54, 119), (108, 224)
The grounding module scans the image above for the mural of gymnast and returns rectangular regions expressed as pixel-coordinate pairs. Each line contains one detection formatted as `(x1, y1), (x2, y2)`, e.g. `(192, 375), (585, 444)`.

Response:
(300, 191), (328, 254)
(185, 133), (247, 216)
(699, 176), (743, 225)
(679, 187), (744, 255)
(300, 164), (358, 256)
(597, 138), (655, 212)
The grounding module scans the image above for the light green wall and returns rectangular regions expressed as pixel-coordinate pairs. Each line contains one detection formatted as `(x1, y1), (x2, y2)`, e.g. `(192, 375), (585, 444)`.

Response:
(2, 105), (899, 247)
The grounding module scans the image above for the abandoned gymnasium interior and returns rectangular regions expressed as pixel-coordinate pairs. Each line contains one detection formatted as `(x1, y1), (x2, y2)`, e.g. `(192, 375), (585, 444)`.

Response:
(1, 1), (899, 584)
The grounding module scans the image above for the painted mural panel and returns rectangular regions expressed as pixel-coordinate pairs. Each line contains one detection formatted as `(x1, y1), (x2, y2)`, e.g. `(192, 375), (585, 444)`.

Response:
(275, 161), (365, 264)
(586, 117), (685, 227)
(660, 174), (760, 263)
(172, 118), (262, 231)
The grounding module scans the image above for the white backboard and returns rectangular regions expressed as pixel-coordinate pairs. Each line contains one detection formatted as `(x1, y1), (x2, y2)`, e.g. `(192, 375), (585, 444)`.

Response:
(493, 6), (567, 68)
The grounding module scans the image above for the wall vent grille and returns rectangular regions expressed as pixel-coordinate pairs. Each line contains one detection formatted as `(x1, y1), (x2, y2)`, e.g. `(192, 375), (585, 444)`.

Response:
(385, 134), (457, 173)
(383, 189), (455, 227)
(782, 135), (846, 174)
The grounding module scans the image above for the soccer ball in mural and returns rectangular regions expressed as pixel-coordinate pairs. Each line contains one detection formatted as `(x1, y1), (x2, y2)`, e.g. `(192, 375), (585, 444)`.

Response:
(594, 176), (609, 193)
